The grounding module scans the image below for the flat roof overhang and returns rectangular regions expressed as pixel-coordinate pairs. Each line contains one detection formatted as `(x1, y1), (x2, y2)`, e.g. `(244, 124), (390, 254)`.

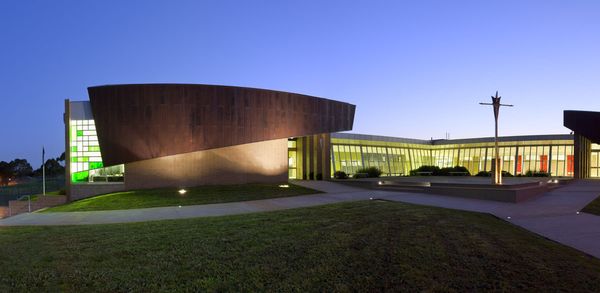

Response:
(564, 110), (600, 144)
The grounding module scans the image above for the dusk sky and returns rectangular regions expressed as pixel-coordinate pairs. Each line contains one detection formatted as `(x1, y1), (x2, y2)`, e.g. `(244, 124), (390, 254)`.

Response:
(1, 0), (599, 166)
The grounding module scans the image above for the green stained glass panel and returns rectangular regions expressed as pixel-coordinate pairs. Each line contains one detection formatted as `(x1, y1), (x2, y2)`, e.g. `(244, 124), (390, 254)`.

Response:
(90, 162), (103, 170)
(72, 171), (89, 182)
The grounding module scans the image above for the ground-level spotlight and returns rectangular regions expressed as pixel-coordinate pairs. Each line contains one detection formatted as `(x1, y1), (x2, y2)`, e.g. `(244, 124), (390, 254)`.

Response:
(178, 189), (187, 195)
(369, 197), (374, 200)
(279, 184), (290, 188)
(178, 205), (182, 208)
(507, 216), (511, 219)
(378, 181), (383, 185)
(576, 211), (580, 215)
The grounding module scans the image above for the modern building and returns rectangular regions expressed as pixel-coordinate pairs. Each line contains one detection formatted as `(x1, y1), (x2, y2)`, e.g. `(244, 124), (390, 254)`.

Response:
(564, 110), (600, 179)
(64, 84), (355, 200)
(64, 84), (599, 200)
(327, 133), (577, 178)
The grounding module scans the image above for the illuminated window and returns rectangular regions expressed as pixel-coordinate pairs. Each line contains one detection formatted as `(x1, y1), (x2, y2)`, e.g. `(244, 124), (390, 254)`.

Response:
(69, 104), (125, 183)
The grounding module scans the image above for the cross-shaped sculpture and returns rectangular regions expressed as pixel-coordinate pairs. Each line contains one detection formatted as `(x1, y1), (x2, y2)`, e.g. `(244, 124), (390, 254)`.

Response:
(479, 91), (513, 185)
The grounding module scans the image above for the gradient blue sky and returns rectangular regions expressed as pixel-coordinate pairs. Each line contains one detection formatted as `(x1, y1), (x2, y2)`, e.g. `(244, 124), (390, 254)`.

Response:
(1, 0), (599, 166)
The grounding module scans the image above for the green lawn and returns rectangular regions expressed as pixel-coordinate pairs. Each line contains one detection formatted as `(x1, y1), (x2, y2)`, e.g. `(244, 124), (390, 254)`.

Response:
(582, 195), (600, 215)
(2, 201), (600, 291)
(43, 183), (320, 212)
(18, 190), (63, 201)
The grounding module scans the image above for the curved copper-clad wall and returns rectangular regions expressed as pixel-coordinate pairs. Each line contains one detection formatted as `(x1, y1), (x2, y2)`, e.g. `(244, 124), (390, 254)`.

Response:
(88, 84), (355, 166)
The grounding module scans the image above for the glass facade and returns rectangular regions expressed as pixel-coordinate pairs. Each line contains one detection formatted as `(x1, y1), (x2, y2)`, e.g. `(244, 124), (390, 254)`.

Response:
(330, 134), (578, 178)
(591, 143), (600, 177)
(69, 119), (104, 182)
(288, 139), (297, 179)
(68, 101), (124, 183)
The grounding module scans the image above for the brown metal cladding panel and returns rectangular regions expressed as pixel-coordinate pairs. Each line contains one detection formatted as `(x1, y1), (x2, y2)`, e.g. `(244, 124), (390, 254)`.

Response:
(88, 84), (355, 166)
(564, 110), (600, 144)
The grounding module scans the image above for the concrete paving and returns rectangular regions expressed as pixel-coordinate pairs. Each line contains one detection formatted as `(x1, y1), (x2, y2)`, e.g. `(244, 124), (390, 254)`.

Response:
(0, 188), (376, 226)
(1, 179), (599, 258)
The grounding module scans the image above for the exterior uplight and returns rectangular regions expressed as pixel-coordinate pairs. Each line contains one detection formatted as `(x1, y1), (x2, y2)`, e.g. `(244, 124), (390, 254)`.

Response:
(178, 189), (187, 195)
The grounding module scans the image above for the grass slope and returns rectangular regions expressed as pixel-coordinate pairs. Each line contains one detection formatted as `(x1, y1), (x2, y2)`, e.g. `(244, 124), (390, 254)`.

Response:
(582, 195), (600, 216)
(44, 183), (319, 212)
(2, 201), (600, 291)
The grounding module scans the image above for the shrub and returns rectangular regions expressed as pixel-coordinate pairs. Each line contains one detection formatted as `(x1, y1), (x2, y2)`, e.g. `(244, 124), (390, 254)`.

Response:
(437, 166), (470, 176)
(333, 171), (348, 179)
(525, 170), (550, 177)
(356, 167), (382, 178)
(476, 170), (512, 177)
(409, 165), (440, 176)
(410, 165), (470, 176)
(476, 171), (491, 177)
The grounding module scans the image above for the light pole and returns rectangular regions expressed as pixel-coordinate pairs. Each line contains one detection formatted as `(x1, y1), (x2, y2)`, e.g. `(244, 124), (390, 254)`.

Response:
(42, 147), (46, 195)
(479, 91), (513, 185)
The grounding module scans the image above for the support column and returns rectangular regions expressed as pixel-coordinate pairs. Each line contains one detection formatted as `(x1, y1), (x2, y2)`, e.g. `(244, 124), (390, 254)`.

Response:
(301, 137), (308, 180)
(574, 133), (591, 179)
(64, 99), (72, 201)
(296, 134), (332, 180)
(320, 133), (331, 180)
(308, 135), (315, 179)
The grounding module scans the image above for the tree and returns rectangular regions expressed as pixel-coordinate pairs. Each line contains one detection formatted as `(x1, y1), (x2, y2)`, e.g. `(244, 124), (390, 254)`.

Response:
(9, 159), (33, 177)
(45, 159), (65, 176)
(0, 161), (11, 186)
(57, 152), (65, 163)
(33, 158), (65, 177)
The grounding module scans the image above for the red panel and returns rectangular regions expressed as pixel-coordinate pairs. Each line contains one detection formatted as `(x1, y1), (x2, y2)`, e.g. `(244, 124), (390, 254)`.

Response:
(567, 155), (574, 175)
(540, 155), (548, 172)
(516, 155), (522, 173)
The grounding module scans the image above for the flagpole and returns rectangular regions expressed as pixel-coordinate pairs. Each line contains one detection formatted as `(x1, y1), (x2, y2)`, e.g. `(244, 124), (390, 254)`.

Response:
(42, 147), (46, 195)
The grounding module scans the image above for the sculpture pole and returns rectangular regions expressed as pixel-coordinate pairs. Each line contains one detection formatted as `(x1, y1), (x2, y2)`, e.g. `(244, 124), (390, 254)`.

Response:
(479, 91), (513, 185)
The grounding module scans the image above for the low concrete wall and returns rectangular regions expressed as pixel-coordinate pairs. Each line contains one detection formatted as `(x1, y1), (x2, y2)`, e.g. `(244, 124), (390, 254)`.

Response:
(426, 184), (549, 203)
(0, 207), (9, 219)
(69, 183), (126, 201)
(372, 180), (559, 203)
(3, 195), (68, 218)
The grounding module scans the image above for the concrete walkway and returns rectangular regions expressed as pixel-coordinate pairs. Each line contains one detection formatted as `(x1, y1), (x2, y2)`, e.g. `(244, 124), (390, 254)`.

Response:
(0, 182), (372, 226)
(373, 180), (600, 258)
(1, 179), (599, 258)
